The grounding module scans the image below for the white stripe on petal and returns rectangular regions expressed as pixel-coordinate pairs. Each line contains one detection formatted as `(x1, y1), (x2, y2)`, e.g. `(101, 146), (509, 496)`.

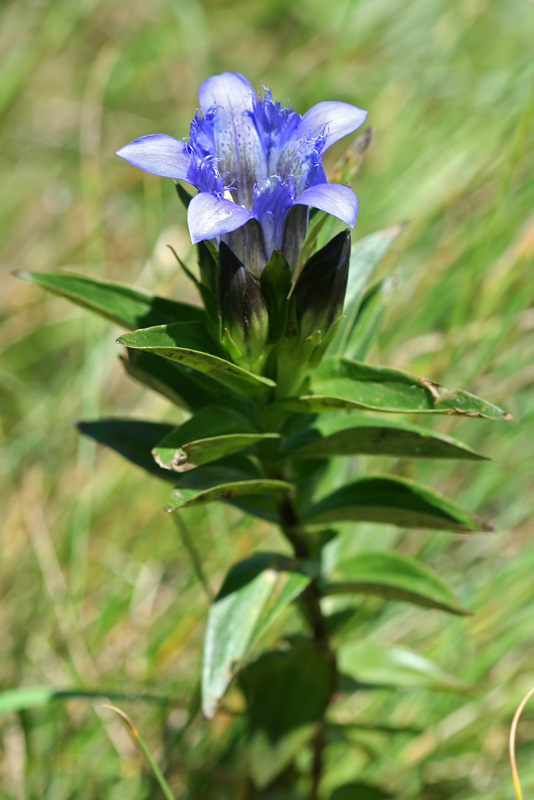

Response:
(187, 192), (253, 244)
(294, 182), (358, 228)
(197, 72), (267, 207)
(299, 101), (367, 150)
(116, 134), (191, 180)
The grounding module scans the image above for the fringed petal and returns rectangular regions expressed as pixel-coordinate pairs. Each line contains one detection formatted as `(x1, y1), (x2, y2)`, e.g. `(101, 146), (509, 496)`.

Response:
(198, 72), (267, 206)
(299, 101), (367, 150)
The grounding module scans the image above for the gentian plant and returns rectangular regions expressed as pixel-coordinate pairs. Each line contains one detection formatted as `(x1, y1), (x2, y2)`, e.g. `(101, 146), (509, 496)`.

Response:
(20, 72), (511, 797)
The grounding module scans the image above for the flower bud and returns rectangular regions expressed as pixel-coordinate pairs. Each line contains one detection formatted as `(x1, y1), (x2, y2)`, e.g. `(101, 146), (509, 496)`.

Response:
(293, 229), (351, 340)
(218, 242), (270, 368)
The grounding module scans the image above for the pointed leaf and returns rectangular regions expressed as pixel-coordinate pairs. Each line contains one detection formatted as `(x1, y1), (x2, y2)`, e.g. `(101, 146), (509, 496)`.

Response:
(175, 181), (194, 209)
(279, 357), (510, 419)
(121, 349), (243, 412)
(330, 783), (391, 800)
(338, 640), (472, 692)
(197, 240), (219, 292)
(282, 413), (487, 461)
(303, 475), (491, 532)
(202, 553), (312, 718)
(0, 687), (166, 715)
(165, 459), (292, 512)
(167, 244), (219, 327)
(228, 494), (279, 523)
(323, 551), (469, 615)
(78, 419), (175, 480)
(17, 270), (205, 329)
(239, 638), (335, 787)
(156, 432), (280, 472)
(118, 323), (275, 397)
(166, 478), (292, 513)
(340, 277), (391, 360)
(152, 405), (279, 471)
(155, 404), (255, 445)
(343, 225), (404, 311)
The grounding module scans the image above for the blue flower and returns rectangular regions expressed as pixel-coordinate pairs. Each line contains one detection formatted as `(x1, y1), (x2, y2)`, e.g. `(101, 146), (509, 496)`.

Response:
(117, 72), (366, 272)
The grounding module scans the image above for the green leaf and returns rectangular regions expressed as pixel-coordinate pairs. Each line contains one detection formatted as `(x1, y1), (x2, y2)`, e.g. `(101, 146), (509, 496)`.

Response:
(197, 240), (219, 293)
(328, 224), (403, 355)
(165, 459), (293, 513)
(226, 494), (280, 523)
(175, 181), (194, 209)
(337, 640), (472, 693)
(302, 475), (491, 532)
(323, 551), (470, 615)
(330, 783), (391, 800)
(282, 412), (487, 461)
(239, 638), (335, 787)
(152, 405), (279, 471)
(344, 225), (405, 311)
(166, 477), (293, 513)
(0, 687), (166, 715)
(202, 554), (312, 719)
(279, 357), (511, 419)
(17, 270), (206, 329)
(118, 323), (276, 397)
(121, 349), (241, 412)
(168, 244), (219, 325)
(78, 419), (175, 480)
(340, 278), (391, 360)
(155, 432), (279, 472)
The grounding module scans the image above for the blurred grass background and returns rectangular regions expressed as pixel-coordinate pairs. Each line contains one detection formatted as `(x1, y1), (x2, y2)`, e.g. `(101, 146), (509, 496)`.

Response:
(0, 0), (533, 797)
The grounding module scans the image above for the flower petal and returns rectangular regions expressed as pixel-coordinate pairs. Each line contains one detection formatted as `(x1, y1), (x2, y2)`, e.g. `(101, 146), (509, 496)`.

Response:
(252, 176), (294, 258)
(294, 183), (358, 227)
(116, 134), (191, 180)
(187, 192), (253, 244)
(197, 72), (267, 207)
(299, 101), (368, 150)
(198, 72), (256, 115)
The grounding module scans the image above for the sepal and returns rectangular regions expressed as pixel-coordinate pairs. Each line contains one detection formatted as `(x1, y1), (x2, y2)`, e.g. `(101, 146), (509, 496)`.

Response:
(218, 242), (270, 370)
(293, 228), (351, 341)
(259, 250), (292, 345)
(272, 231), (352, 396)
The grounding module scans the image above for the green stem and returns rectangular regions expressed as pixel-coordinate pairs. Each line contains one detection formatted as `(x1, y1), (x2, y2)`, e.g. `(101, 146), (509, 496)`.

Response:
(310, 726), (326, 800)
(276, 493), (333, 797)
(278, 496), (327, 641)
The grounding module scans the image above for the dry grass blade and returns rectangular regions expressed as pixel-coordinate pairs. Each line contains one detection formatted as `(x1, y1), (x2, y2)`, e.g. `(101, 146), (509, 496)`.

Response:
(101, 705), (177, 800)
(509, 686), (534, 800)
